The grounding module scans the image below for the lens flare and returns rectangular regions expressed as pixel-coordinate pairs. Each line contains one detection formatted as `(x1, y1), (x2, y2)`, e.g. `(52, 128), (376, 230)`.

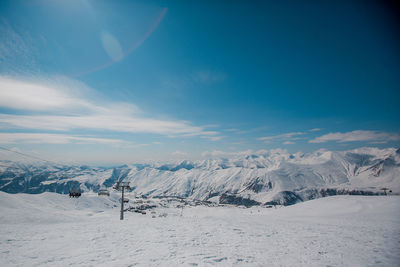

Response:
(72, 8), (168, 77)
(101, 31), (123, 62)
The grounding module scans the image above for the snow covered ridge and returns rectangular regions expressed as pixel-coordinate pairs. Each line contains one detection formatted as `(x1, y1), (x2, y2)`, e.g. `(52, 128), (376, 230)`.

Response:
(0, 147), (399, 206)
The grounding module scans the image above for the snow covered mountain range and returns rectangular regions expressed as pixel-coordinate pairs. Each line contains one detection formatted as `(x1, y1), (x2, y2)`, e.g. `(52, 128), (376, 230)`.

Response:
(0, 147), (399, 205)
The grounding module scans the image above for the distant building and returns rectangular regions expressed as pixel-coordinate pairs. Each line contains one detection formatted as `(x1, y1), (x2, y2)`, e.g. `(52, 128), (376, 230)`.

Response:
(98, 189), (110, 196)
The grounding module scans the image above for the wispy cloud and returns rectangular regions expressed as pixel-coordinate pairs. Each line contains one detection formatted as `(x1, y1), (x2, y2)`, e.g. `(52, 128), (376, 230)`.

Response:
(225, 128), (239, 132)
(231, 126), (269, 135)
(0, 114), (212, 136)
(201, 136), (225, 141)
(0, 133), (128, 145)
(0, 76), (97, 112)
(258, 132), (304, 142)
(368, 141), (388, 144)
(283, 141), (295, 145)
(0, 76), (220, 139)
(309, 130), (400, 143)
(0, 19), (38, 74)
(309, 128), (321, 132)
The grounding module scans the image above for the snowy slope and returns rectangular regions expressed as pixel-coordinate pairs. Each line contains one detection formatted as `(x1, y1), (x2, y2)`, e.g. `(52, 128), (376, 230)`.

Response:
(0, 192), (399, 266)
(0, 147), (399, 205)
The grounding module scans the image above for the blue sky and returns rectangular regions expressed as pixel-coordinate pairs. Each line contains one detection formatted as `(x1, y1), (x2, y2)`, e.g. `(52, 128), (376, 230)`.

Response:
(0, 0), (399, 164)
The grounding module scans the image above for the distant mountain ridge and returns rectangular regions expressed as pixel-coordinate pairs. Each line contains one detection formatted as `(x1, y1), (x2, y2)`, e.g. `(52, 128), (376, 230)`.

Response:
(0, 147), (399, 206)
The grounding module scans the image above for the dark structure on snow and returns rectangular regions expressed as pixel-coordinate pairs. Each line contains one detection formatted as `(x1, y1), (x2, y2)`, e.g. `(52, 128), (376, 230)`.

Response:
(69, 188), (82, 198)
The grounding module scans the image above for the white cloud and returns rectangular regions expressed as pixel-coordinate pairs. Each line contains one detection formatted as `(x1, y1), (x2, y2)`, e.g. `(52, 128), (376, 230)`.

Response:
(0, 76), (219, 138)
(368, 141), (388, 144)
(233, 126), (269, 135)
(0, 114), (209, 135)
(0, 133), (128, 145)
(309, 130), (400, 143)
(258, 132), (304, 141)
(201, 136), (224, 141)
(0, 77), (94, 111)
(283, 141), (295, 145)
(309, 128), (321, 132)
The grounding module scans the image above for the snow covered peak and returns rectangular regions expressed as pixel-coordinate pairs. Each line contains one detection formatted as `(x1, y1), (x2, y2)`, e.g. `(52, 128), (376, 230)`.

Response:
(0, 147), (399, 206)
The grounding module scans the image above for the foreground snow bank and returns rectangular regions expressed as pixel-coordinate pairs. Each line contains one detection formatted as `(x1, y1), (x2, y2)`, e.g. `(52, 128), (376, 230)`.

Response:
(0, 193), (399, 266)
(0, 192), (117, 224)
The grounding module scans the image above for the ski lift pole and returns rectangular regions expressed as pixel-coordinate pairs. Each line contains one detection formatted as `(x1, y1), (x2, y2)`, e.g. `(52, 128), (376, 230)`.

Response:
(114, 181), (131, 220)
(120, 185), (124, 220)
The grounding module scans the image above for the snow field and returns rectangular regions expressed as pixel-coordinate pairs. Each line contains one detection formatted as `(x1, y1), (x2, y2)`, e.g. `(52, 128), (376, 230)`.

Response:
(0, 192), (399, 266)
